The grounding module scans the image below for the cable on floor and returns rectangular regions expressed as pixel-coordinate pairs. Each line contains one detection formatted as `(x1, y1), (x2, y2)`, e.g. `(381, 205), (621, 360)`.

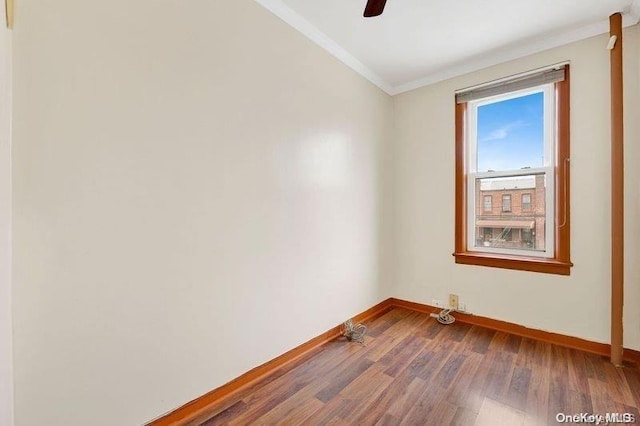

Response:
(431, 308), (456, 325)
(342, 319), (367, 345)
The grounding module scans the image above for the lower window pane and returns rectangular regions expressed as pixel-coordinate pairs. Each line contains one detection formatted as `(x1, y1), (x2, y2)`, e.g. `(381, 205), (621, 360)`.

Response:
(474, 174), (546, 253)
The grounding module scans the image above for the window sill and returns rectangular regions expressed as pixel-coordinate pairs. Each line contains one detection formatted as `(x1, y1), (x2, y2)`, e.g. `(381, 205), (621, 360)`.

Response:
(453, 251), (573, 275)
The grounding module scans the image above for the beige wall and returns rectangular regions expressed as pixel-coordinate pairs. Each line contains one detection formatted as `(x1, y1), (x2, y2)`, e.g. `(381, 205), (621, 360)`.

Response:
(392, 25), (640, 351)
(10, 0), (640, 424)
(0, 18), (13, 426)
(11, 0), (393, 424)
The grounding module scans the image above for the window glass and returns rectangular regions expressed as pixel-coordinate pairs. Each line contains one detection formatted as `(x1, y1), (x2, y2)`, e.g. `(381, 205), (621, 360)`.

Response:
(483, 195), (492, 212)
(473, 174), (546, 253)
(502, 195), (511, 212)
(477, 92), (544, 172)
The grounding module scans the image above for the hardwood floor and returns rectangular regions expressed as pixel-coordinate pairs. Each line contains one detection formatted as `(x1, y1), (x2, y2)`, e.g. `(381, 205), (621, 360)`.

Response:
(192, 309), (640, 425)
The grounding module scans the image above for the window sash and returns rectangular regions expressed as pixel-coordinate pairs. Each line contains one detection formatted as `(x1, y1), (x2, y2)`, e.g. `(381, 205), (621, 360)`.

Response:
(467, 84), (555, 174)
(466, 169), (555, 258)
(465, 83), (556, 259)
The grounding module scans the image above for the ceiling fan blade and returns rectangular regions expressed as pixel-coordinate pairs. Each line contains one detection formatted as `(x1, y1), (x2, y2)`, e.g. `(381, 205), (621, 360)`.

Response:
(364, 0), (387, 17)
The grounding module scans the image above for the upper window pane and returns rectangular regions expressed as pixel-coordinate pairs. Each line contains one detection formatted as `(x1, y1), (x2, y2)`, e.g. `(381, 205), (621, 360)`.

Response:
(477, 92), (544, 172)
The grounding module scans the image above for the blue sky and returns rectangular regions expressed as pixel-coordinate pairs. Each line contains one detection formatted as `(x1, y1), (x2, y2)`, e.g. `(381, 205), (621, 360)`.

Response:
(476, 92), (544, 172)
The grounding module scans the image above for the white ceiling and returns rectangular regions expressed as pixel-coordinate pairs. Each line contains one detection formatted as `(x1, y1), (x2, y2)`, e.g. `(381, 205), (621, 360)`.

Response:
(255, 0), (640, 94)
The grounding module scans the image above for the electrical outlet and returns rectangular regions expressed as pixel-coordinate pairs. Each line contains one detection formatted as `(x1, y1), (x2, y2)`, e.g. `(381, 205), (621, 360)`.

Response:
(432, 299), (443, 308)
(458, 302), (467, 312)
(449, 294), (459, 310)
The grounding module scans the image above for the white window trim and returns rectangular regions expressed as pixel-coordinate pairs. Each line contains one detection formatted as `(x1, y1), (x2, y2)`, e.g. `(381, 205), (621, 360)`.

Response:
(465, 83), (555, 259)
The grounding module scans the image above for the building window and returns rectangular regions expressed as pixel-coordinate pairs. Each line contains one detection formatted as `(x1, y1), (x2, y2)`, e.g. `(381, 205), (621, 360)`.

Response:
(502, 195), (511, 213)
(483, 195), (492, 212)
(454, 64), (572, 275)
(522, 228), (533, 248)
(483, 227), (493, 242)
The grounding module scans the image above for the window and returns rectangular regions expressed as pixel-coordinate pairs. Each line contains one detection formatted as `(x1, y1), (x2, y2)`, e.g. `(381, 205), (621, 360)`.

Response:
(502, 195), (511, 213)
(483, 195), (492, 212)
(522, 228), (533, 248)
(454, 64), (572, 275)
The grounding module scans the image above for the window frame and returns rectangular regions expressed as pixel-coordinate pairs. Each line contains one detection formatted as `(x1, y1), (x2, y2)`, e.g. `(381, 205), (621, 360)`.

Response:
(522, 193), (532, 211)
(483, 195), (492, 212)
(501, 194), (512, 213)
(453, 65), (572, 275)
(467, 85), (554, 259)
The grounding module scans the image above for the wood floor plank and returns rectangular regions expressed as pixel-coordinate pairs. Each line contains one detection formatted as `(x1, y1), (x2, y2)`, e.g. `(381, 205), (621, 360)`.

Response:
(484, 349), (516, 403)
(432, 352), (468, 387)
(199, 401), (248, 426)
(505, 334), (523, 354)
(514, 337), (537, 369)
(566, 348), (591, 394)
(464, 326), (496, 355)
(381, 335), (427, 377)
(252, 380), (327, 425)
(450, 406), (478, 426)
(584, 353), (608, 381)
(383, 377), (429, 420)
(532, 340), (552, 368)
(335, 364), (394, 420)
(367, 310), (405, 337)
(323, 416), (352, 426)
(303, 397), (352, 424)
(505, 365), (532, 411)
(447, 347), (493, 414)
(622, 366), (640, 407)
(475, 397), (526, 426)
(443, 351), (483, 408)
(522, 362), (549, 426)
(546, 345), (571, 425)
(374, 413), (401, 426)
(381, 311), (429, 340)
(350, 373), (414, 424)
(397, 381), (447, 425)
(588, 377), (628, 417)
(439, 322), (472, 343)
(315, 356), (374, 403)
(602, 361), (637, 407)
(193, 308), (640, 425)
(365, 333), (403, 362)
(415, 340), (457, 382)
(417, 317), (445, 340)
(423, 398), (458, 425)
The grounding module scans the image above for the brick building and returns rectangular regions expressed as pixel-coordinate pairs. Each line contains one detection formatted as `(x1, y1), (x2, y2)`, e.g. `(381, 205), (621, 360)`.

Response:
(474, 174), (546, 251)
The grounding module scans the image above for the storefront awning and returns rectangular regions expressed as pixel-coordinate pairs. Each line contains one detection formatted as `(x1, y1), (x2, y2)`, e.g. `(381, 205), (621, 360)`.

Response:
(476, 220), (534, 229)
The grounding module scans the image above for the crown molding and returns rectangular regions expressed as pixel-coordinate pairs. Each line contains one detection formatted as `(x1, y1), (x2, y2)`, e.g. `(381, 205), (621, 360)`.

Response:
(253, 0), (394, 95)
(254, 1), (640, 97)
